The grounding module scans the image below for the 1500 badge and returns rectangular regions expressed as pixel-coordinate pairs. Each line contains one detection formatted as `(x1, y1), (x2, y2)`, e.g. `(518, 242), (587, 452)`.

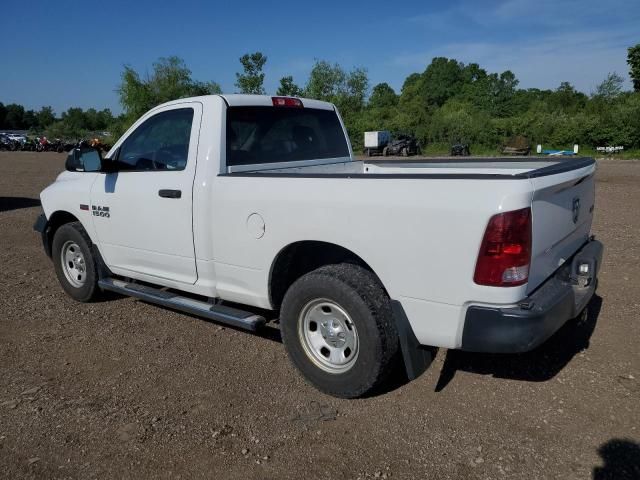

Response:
(92, 205), (110, 218)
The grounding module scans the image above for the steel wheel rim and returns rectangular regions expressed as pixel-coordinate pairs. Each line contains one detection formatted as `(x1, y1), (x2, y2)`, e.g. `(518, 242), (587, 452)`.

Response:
(60, 240), (86, 288)
(298, 298), (359, 374)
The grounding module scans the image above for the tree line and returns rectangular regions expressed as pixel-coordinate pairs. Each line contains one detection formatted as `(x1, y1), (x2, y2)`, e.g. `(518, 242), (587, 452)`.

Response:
(0, 102), (115, 139)
(3, 44), (640, 154)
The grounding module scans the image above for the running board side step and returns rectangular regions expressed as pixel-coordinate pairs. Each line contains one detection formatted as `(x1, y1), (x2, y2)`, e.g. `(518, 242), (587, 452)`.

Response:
(98, 278), (266, 331)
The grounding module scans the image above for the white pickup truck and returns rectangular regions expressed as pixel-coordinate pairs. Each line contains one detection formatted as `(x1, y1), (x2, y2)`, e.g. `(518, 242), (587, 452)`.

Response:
(35, 95), (603, 398)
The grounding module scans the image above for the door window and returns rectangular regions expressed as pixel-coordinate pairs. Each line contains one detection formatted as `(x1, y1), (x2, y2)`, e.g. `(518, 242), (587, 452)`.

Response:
(116, 108), (194, 171)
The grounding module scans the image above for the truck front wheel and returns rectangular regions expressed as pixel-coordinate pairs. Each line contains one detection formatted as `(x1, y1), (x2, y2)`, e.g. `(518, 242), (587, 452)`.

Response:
(280, 264), (400, 398)
(52, 222), (100, 302)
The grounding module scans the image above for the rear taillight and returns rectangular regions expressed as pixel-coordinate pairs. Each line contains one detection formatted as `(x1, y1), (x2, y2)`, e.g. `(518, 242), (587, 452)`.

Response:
(474, 207), (532, 287)
(272, 97), (303, 108)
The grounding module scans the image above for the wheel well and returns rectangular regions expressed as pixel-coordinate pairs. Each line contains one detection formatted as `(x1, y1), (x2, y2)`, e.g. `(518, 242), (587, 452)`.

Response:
(269, 241), (382, 309)
(44, 211), (81, 256)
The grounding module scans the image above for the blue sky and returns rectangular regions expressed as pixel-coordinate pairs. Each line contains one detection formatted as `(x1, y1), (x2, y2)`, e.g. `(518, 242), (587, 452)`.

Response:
(2, 0), (638, 115)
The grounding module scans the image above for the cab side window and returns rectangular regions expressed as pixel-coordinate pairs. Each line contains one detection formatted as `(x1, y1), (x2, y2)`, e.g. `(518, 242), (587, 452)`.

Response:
(117, 108), (194, 171)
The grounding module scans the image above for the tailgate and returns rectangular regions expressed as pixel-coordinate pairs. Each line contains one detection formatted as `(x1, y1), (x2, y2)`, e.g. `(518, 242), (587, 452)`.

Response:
(527, 161), (596, 293)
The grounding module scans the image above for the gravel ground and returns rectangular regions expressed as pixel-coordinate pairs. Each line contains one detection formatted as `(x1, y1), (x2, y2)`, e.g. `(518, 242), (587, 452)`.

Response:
(0, 152), (638, 479)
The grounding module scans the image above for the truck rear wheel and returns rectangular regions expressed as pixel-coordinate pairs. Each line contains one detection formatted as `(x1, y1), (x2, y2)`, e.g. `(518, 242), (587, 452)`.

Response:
(280, 264), (400, 398)
(52, 222), (100, 302)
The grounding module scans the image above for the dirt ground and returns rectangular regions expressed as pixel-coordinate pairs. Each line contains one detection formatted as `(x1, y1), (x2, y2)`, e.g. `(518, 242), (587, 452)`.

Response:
(0, 152), (638, 480)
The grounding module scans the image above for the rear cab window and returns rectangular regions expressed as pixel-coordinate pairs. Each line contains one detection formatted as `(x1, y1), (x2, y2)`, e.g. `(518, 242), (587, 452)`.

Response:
(225, 106), (349, 168)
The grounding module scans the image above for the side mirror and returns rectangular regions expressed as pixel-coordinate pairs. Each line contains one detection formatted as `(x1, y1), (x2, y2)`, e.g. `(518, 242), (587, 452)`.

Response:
(65, 147), (102, 172)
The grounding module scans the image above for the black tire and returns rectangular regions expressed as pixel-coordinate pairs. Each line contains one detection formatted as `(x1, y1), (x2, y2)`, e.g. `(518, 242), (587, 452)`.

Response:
(52, 222), (100, 302)
(382, 146), (389, 157)
(280, 264), (400, 398)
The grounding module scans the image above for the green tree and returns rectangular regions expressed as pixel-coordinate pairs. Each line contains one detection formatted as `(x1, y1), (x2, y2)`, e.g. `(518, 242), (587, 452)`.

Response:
(304, 60), (346, 100)
(4, 51), (638, 153)
(0, 102), (6, 128)
(117, 56), (221, 128)
(190, 81), (223, 96)
(235, 52), (267, 94)
(22, 110), (38, 129)
(84, 108), (100, 130)
(401, 73), (421, 93)
(461, 69), (519, 117)
(276, 76), (303, 96)
(61, 107), (88, 132)
(549, 82), (586, 112)
(428, 99), (488, 144)
(461, 63), (488, 84)
(627, 44), (640, 92)
(304, 60), (368, 109)
(492, 70), (519, 116)
(96, 109), (115, 130)
(369, 83), (398, 108)
(397, 73), (430, 142)
(37, 106), (56, 129)
(344, 67), (369, 109)
(418, 57), (465, 107)
(4, 104), (25, 129)
(593, 72), (624, 100)
(82, 108), (114, 131)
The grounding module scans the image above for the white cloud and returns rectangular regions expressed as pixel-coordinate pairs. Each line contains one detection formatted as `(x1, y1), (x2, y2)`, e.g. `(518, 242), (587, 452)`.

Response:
(492, 0), (630, 24)
(395, 2), (637, 93)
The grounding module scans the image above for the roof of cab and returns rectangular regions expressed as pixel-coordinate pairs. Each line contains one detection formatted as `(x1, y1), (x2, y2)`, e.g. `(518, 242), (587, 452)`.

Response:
(221, 94), (334, 110)
(153, 94), (334, 111)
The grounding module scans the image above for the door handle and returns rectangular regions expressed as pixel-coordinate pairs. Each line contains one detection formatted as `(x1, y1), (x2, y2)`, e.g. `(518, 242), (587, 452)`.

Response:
(158, 189), (182, 199)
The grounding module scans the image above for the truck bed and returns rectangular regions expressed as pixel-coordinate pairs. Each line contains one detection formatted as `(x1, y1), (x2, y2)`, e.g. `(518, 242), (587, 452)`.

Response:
(226, 156), (595, 179)
(224, 155), (597, 299)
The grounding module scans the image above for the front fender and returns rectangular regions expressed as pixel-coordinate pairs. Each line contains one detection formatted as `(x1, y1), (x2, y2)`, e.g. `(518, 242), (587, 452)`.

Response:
(39, 171), (100, 248)
(33, 210), (95, 259)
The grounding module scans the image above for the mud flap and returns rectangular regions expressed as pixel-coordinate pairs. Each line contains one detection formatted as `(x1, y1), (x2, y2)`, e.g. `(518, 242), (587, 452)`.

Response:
(33, 213), (51, 257)
(92, 245), (112, 280)
(391, 300), (435, 380)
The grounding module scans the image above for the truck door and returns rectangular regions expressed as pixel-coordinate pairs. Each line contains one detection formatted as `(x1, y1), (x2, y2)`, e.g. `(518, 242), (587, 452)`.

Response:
(90, 102), (202, 284)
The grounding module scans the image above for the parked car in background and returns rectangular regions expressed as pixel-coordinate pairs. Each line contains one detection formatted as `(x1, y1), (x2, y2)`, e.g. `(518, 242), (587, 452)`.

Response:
(383, 134), (421, 156)
(7, 133), (27, 143)
(0, 134), (20, 151)
(451, 142), (471, 156)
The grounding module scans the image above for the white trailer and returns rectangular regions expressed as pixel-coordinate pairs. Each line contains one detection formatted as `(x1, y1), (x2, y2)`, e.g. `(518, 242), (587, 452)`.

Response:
(364, 130), (390, 156)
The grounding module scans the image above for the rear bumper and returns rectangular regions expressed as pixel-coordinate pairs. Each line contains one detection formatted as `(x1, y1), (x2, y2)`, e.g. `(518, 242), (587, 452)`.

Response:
(461, 238), (603, 353)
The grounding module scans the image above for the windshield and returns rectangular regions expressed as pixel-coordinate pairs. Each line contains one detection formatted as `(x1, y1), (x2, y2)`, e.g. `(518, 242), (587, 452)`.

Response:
(226, 106), (349, 166)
